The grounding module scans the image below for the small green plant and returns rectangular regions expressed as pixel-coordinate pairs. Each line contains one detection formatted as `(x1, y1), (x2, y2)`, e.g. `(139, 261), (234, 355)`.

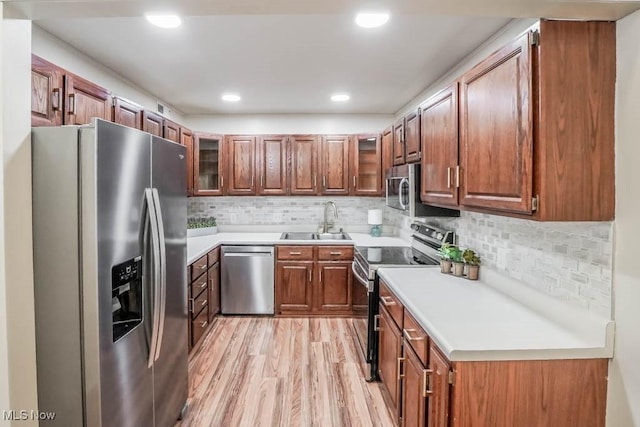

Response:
(463, 249), (481, 266)
(188, 217), (217, 229)
(438, 242), (455, 260)
(449, 246), (463, 263)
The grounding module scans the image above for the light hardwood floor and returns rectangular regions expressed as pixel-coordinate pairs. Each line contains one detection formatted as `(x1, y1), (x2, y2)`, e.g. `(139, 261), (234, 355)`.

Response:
(177, 317), (396, 427)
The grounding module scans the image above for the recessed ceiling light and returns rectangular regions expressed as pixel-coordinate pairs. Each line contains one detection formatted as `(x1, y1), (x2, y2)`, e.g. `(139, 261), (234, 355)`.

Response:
(355, 12), (390, 28)
(331, 94), (350, 102)
(221, 93), (241, 102)
(146, 14), (182, 29)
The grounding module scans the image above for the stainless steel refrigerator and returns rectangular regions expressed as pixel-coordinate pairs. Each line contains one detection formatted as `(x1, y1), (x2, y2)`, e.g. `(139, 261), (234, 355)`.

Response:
(31, 119), (188, 427)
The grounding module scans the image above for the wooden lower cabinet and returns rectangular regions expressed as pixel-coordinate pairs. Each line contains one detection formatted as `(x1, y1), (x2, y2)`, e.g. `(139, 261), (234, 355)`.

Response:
(402, 343), (428, 427)
(378, 304), (403, 421)
(208, 261), (220, 322)
(427, 346), (450, 427)
(275, 245), (353, 315)
(188, 247), (220, 353)
(276, 261), (314, 313)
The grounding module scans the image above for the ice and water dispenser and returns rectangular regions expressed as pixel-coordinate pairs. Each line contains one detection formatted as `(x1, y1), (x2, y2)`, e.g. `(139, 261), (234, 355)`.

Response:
(111, 256), (143, 342)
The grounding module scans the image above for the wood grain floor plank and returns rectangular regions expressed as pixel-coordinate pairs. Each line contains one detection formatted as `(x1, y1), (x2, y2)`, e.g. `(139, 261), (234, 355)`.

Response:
(177, 317), (396, 427)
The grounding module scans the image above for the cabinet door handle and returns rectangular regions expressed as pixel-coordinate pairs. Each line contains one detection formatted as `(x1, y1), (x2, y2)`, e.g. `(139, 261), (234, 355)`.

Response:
(353, 176), (356, 187)
(199, 264), (207, 270)
(309, 269), (312, 283)
(220, 176), (224, 189)
(323, 175), (327, 189)
(289, 251), (302, 255)
(52, 88), (61, 111)
(201, 320), (208, 328)
(319, 269), (323, 282)
(330, 251), (343, 256)
(68, 93), (76, 115)
(403, 328), (425, 342)
(423, 369), (434, 397)
(251, 175), (254, 188)
(397, 357), (405, 380)
(199, 281), (207, 289)
(447, 167), (451, 189)
(455, 166), (460, 188)
(201, 300), (207, 307)
(313, 174), (317, 189)
(189, 298), (194, 313)
(380, 296), (396, 306)
(373, 314), (381, 331)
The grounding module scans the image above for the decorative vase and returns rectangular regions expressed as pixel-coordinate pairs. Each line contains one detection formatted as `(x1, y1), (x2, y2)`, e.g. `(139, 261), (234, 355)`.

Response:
(466, 265), (479, 280)
(440, 259), (452, 274)
(452, 261), (464, 277)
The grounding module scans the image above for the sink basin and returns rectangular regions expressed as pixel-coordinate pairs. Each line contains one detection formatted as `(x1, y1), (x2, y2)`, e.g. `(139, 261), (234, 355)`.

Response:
(279, 231), (351, 240)
(316, 232), (351, 240)
(280, 232), (317, 240)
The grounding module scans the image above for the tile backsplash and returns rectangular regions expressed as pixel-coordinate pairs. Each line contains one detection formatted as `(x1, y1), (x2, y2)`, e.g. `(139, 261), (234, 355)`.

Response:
(389, 209), (613, 318)
(190, 197), (613, 317)
(188, 196), (385, 228)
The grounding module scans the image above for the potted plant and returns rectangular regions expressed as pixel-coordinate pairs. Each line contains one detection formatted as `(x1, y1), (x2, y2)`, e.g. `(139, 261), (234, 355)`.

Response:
(450, 246), (464, 277)
(187, 216), (218, 237)
(438, 242), (455, 274)
(463, 249), (481, 280)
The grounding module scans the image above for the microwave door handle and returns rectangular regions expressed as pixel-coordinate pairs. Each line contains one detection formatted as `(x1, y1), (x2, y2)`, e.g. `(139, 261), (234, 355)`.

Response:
(399, 178), (409, 210)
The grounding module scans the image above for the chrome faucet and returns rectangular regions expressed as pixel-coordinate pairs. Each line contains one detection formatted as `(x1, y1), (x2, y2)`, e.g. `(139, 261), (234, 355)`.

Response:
(322, 201), (338, 233)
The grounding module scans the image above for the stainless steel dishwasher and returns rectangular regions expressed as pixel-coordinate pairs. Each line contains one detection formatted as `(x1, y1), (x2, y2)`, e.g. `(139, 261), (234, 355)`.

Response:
(221, 246), (275, 314)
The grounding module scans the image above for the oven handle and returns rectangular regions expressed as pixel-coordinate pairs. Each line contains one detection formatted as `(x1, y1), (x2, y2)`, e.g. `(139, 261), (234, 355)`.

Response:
(351, 261), (371, 289)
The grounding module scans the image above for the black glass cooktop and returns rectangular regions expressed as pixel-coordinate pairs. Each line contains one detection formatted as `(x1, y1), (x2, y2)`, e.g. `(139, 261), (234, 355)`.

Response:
(355, 246), (438, 267)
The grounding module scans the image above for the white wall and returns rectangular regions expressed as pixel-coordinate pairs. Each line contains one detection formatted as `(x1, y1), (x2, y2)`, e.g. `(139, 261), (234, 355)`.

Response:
(32, 25), (185, 123)
(607, 10), (640, 427)
(1, 14), (39, 427)
(0, 8), (11, 427)
(185, 113), (394, 135)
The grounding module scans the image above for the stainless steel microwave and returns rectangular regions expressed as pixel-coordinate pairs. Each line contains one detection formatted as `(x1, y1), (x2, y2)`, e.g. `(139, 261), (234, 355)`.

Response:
(385, 164), (459, 218)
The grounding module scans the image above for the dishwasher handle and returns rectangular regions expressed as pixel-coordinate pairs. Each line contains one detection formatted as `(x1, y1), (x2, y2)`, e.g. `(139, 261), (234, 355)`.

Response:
(223, 252), (273, 257)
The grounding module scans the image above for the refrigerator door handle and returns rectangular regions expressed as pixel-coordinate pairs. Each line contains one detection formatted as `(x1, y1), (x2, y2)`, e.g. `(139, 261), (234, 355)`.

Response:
(144, 188), (162, 369)
(151, 188), (167, 362)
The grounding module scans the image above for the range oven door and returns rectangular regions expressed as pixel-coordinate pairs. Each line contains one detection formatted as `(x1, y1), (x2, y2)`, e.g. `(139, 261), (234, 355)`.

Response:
(351, 260), (379, 381)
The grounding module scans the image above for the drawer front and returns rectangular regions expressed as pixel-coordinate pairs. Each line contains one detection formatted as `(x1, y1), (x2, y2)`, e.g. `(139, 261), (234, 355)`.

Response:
(191, 284), (209, 318)
(277, 245), (314, 260)
(208, 246), (220, 267)
(190, 273), (208, 299)
(403, 310), (428, 365)
(191, 309), (209, 347)
(379, 279), (403, 329)
(191, 255), (208, 281)
(317, 245), (353, 261)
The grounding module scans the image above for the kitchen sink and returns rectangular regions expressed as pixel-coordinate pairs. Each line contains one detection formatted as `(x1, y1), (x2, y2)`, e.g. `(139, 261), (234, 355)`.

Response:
(316, 232), (350, 240)
(280, 232), (317, 240)
(279, 231), (351, 240)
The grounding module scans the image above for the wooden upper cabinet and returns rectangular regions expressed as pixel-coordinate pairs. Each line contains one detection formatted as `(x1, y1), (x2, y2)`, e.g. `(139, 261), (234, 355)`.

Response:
(420, 83), (459, 208)
(320, 135), (350, 195)
(393, 118), (405, 166)
(290, 135), (319, 195)
(257, 135), (288, 195)
(142, 110), (164, 137)
(351, 134), (382, 196)
(381, 126), (394, 179)
(113, 97), (143, 130)
(31, 55), (63, 127)
(459, 32), (533, 214)
(64, 74), (112, 125)
(163, 119), (180, 143)
(180, 128), (194, 196)
(404, 110), (421, 163)
(193, 133), (225, 196)
(534, 20), (615, 221)
(226, 135), (257, 195)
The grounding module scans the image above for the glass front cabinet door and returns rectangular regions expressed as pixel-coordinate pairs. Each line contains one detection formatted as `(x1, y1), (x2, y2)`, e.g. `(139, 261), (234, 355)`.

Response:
(194, 132), (225, 196)
(351, 134), (382, 195)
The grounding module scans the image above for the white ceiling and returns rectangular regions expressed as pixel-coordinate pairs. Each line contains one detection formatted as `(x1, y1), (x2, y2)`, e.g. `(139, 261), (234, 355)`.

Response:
(13, 0), (640, 115)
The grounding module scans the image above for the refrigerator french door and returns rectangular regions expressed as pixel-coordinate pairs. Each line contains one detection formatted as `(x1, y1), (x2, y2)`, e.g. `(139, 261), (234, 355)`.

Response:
(32, 119), (188, 427)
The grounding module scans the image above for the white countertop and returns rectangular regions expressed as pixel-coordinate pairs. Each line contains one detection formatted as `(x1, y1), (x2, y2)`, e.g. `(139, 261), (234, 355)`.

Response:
(377, 268), (614, 362)
(187, 232), (409, 264)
